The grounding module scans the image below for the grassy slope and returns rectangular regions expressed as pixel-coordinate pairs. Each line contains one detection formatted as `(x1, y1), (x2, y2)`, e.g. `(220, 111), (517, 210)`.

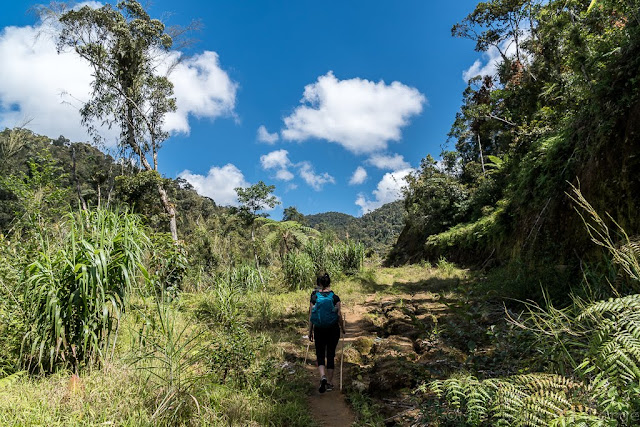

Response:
(0, 263), (529, 426)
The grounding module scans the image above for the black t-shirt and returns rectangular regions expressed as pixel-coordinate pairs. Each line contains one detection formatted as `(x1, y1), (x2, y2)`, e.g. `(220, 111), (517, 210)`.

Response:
(310, 289), (340, 306)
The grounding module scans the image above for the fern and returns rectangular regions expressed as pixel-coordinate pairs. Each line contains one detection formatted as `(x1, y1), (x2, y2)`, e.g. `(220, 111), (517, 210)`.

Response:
(427, 188), (640, 426)
(430, 374), (585, 426)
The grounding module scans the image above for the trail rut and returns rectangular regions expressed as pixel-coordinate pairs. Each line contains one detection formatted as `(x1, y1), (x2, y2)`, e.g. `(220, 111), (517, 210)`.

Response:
(304, 305), (364, 426)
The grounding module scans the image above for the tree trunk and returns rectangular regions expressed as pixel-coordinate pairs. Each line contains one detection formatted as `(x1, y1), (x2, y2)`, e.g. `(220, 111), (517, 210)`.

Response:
(158, 184), (178, 242)
(477, 134), (486, 176)
(126, 105), (178, 242)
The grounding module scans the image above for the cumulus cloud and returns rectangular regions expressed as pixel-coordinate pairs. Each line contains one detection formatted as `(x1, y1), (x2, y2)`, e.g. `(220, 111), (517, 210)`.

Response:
(298, 161), (335, 191)
(260, 149), (334, 189)
(260, 149), (291, 170)
(281, 71), (425, 154)
(366, 153), (410, 171)
(0, 24), (96, 142)
(257, 125), (279, 144)
(355, 168), (414, 214)
(0, 14), (237, 144)
(178, 164), (249, 206)
(164, 50), (237, 134)
(349, 166), (368, 185)
(260, 149), (294, 181)
(275, 169), (294, 181)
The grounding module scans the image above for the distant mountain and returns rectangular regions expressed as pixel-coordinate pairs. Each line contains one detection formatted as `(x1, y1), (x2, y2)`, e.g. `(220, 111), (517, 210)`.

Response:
(305, 201), (405, 255)
(305, 211), (355, 230)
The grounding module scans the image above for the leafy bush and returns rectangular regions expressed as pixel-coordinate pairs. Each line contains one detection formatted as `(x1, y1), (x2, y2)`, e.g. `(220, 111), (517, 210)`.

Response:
(208, 324), (269, 386)
(149, 233), (187, 296)
(21, 208), (150, 372)
(0, 235), (25, 376)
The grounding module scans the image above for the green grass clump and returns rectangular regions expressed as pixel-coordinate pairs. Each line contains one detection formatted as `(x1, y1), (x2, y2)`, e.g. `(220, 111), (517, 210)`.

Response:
(283, 251), (316, 290)
(22, 208), (150, 372)
(0, 365), (151, 426)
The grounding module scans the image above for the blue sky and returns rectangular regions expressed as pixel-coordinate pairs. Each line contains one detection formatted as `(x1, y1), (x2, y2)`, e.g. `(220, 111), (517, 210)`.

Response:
(0, 0), (493, 218)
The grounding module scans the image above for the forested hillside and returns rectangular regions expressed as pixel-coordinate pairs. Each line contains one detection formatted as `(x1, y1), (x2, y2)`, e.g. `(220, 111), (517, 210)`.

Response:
(2, 0), (640, 426)
(306, 200), (405, 254)
(388, 0), (640, 283)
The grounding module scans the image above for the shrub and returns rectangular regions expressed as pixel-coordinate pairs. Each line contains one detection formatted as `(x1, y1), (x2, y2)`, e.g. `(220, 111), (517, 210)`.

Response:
(21, 208), (150, 372)
(208, 324), (269, 386)
(0, 235), (25, 376)
(149, 233), (187, 296)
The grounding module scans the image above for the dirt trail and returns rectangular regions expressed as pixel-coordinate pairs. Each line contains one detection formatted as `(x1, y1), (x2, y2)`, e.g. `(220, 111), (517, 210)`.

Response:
(303, 270), (474, 426)
(304, 305), (364, 426)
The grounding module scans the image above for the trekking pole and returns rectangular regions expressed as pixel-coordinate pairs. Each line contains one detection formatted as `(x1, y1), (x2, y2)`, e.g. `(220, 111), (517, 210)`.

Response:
(340, 316), (346, 391)
(304, 340), (310, 365)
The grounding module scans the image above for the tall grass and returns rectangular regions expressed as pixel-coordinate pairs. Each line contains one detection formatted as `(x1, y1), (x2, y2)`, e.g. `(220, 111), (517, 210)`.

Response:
(130, 301), (210, 425)
(186, 264), (265, 326)
(303, 239), (365, 279)
(283, 251), (315, 290)
(333, 241), (365, 275)
(21, 208), (150, 372)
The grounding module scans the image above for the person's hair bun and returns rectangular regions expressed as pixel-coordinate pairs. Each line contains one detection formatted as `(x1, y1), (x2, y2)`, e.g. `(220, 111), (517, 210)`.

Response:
(317, 272), (331, 288)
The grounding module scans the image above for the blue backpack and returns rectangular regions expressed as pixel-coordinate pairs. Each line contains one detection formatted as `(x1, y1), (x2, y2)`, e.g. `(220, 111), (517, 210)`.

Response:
(311, 291), (338, 327)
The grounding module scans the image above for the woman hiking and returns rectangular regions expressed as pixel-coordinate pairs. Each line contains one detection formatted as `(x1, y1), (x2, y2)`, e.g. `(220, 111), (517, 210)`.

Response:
(308, 273), (345, 393)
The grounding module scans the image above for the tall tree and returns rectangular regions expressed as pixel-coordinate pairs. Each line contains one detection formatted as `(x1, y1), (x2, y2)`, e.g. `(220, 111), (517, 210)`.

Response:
(260, 218), (318, 261)
(56, 1), (179, 241)
(282, 206), (305, 224)
(235, 181), (280, 281)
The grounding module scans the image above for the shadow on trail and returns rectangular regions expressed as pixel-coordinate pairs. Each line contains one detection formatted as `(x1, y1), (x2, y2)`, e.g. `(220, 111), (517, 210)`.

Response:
(359, 276), (463, 296)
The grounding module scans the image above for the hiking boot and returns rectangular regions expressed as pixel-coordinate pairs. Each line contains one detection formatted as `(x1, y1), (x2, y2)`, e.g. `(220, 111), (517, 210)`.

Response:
(326, 383), (334, 392)
(319, 377), (327, 393)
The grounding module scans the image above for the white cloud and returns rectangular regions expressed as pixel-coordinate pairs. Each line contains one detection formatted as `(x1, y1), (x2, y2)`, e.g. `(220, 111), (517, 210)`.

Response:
(366, 153), (410, 171)
(75, 2), (103, 9)
(298, 161), (335, 191)
(355, 168), (414, 214)
(259, 149), (334, 188)
(0, 15), (237, 144)
(349, 166), (368, 185)
(0, 24), (96, 142)
(281, 71), (425, 154)
(260, 149), (294, 181)
(164, 51), (237, 134)
(260, 149), (291, 170)
(257, 125), (279, 144)
(178, 164), (249, 206)
(275, 169), (294, 181)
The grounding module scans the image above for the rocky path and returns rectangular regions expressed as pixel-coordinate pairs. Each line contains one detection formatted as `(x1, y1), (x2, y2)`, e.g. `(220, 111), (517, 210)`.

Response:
(301, 267), (489, 426)
(304, 307), (362, 426)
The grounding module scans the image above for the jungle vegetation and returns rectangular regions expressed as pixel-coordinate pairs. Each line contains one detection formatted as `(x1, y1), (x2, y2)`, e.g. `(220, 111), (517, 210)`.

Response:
(1, 0), (640, 425)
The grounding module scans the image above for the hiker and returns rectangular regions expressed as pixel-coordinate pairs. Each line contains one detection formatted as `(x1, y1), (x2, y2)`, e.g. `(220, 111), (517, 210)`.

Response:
(309, 273), (345, 393)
